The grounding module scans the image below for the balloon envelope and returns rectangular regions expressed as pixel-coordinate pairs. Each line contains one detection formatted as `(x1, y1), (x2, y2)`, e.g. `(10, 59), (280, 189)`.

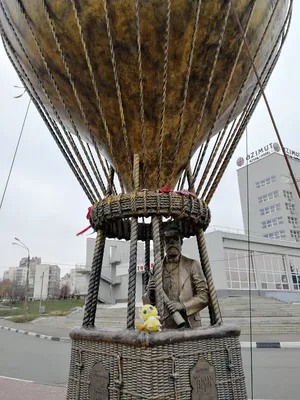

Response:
(0, 0), (289, 191)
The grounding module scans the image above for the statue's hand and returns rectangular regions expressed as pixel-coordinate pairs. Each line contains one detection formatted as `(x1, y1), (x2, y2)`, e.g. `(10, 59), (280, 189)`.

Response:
(167, 301), (184, 313)
(148, 279), (156, 291)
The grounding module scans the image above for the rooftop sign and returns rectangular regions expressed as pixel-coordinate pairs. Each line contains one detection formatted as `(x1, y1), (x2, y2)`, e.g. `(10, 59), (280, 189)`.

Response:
(236, 142), (300, 167)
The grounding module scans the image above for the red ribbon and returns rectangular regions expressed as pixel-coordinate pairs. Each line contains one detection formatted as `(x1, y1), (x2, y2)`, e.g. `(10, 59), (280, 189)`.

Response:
(158, 185), (197, 198)
(76, 206), (93, 236)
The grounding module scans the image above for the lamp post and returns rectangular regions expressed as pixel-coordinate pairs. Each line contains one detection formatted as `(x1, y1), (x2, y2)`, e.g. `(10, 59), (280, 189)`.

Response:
(12, 238), (30, 321)
(39, 267), (49, 313)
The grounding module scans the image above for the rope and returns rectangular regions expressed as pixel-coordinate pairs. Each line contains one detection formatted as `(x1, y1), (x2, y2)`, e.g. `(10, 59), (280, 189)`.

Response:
(144, 224), (151, 292)
(196, 229), (221, 325)
(158, 0), (171, 188)
(106, 166), (115, 197)
(190, 0), (231, 189)
(201, 0), (282, 200)
(195, 0), (256, 196)
(205, 2), (292, 204)
(82, 229), (106, 328)
(70, 0), (121, 184)
(0, 98), (31, 212)
(135, 0), (147, 189)
(0, 23), (96, 204)
(87, 143), (107, 196)
(103, 0), (133, 183)
(126, 155), (139, 329)
(170, 0), (202, 184)
(1, 0), (98, 203)
(230, 0), (299, 198)
(152, 215), (164, 323)
(41, 0), (102, 199)
(191, 144), (204, 186)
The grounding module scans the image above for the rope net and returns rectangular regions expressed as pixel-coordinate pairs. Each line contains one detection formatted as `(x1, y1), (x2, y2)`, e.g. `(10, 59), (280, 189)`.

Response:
(0, 0), (293, 203)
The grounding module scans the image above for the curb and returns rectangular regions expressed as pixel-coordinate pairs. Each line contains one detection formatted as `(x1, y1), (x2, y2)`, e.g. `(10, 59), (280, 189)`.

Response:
(0, 325), (70, 343)
(1, 325), (300, 348)
(240, 341), (300, 349)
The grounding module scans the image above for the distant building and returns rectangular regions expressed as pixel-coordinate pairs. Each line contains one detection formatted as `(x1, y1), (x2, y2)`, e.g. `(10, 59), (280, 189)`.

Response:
(237, 143), (300, 242)
(33, 264), (61, 300)
(85, 227), (300, 304)
(3, 270), (9, 280)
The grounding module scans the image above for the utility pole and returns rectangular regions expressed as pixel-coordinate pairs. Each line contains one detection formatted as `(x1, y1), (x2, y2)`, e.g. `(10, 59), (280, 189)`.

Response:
(12, 238), (30, 322)
(39, 267), (49, 313)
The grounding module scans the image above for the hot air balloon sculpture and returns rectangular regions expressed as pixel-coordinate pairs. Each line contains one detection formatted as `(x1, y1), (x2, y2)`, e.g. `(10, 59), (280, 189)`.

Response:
(0, 0), (292, 398)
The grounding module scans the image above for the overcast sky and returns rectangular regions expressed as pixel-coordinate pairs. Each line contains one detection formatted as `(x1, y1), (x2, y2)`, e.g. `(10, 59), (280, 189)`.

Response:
(0, 3), (299, 277)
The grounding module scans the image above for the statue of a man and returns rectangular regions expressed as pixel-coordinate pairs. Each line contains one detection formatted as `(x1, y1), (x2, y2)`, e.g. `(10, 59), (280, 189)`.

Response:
(143, 222), (209, 329)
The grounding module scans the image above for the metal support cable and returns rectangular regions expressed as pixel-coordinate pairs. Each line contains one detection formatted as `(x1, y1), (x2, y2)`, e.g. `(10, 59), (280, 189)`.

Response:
(0, 31), (96, 204)
(231, 0), (299, 198)
(0, 98), (31, 211)
(0, 1), (98, 202)
(205, 2), (292, 203)
(195, 0), (256, 196)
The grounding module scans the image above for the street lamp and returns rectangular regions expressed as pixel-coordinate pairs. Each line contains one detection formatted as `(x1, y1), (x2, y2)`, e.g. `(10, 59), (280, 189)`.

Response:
(12, 237), (30, 321)
(39, 267), (49, 313)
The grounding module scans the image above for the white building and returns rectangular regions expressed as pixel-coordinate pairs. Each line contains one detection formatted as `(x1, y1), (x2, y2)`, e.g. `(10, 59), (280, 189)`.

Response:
(84, 226), (300, 304)
(33, 264), (61, 300)
(237, 143), (300, 242)
(3, 270), (9, 280)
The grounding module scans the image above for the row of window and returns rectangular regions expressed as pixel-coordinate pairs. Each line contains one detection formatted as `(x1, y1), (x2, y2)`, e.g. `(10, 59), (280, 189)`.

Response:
(261, 216), (284, 229)
(263, 230), (286, 240)
(225, 250), (300, 291)
(290, 230), (300, 240)
(286, 202), (296, 212)
(258, 190), (279, 204)
(257, 191), (295, 208)
(283, 190), (293, 199)
(256, 175), (276, 189)
(288, 216), (298, 226)
(259, 203), (280, 216)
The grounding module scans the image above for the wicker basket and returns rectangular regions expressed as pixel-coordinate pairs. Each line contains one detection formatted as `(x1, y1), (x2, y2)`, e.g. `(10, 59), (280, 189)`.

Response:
(67, 325), (247, 400)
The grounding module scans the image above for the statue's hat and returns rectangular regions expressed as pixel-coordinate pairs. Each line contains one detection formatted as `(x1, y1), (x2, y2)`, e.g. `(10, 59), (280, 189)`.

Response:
(163, 221), (182, 238)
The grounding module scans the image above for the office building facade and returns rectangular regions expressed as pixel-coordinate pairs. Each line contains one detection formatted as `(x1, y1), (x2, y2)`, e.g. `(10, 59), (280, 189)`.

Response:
(237, 143), (300, 242)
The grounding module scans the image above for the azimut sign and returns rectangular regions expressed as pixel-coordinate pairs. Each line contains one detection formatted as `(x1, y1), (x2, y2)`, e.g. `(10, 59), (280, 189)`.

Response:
(236, 143), (300, 167)
(246, 142), (280, 163)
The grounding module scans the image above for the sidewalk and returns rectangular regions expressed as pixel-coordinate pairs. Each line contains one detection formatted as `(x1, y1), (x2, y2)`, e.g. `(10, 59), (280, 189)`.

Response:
(0, 318), (72, 339)
(0, 377), (66, 400)
(1, 318), (299, 344)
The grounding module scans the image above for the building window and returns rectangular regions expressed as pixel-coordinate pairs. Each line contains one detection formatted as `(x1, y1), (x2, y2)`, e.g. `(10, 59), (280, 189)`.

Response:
(290, 230), (300, 241)
(258, 190), (279, 204)
(283, 190), (293, 200)
(256, 175), (276, 189)
(225, 249), (256, 290)
(285, 202), (296, 213)
(289, 257), (300, 290)
(254, 253), (289, 290)
(259, 203), (281, 216)
(263, 230), (286, 240)
(281, 175), (292, 184)
(288, 216), (298, 226)
(261, 216), (284, 229)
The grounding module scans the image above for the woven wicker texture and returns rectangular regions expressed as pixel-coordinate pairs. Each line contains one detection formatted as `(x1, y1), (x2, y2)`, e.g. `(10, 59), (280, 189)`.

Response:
(67, 328), (247, 399)
(90, 192), (210, 232)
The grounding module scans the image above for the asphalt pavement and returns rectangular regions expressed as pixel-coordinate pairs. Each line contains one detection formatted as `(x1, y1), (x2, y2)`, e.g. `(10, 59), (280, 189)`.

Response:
(1, 329), (300, 399)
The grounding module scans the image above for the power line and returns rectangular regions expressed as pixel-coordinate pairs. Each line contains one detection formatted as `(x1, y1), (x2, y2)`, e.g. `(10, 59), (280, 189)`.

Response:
(0, 98), (31, 211)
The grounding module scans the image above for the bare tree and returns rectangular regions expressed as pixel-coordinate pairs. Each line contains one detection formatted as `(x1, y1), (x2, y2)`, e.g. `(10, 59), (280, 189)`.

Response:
(1, 279), (14, 305)
(60, 284), (71, 299)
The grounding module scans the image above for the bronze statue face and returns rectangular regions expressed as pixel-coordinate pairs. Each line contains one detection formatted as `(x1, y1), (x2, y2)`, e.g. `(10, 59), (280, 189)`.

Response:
(165, 235), (182, 258)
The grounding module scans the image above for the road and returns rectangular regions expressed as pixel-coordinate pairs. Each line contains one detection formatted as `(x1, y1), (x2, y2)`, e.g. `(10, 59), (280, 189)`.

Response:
(0, 329), (300, 399)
